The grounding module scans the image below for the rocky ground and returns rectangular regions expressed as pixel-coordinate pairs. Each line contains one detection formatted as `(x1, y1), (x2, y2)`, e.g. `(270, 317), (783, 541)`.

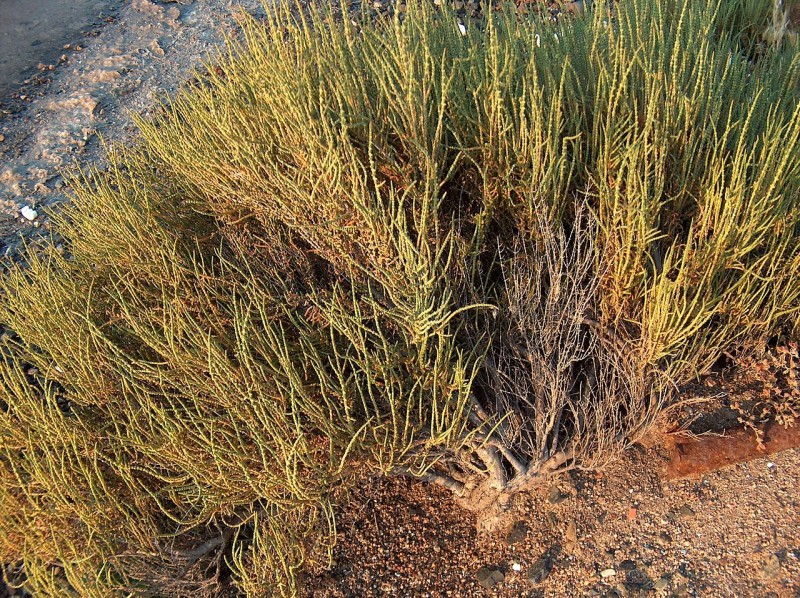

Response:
(1, 2), (798, 597)
(308, 437), (800, 597)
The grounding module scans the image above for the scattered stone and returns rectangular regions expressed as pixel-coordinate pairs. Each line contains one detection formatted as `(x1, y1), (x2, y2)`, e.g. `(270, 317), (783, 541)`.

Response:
(624, 568), (650, 588)
(20, 205), (38, 221)
(527, 554), (553, 584)
(618, 559), (636, 571)
(762, 553), (782, 579)
(505, 521), (528, 545)
(652, 577), (670, 591)
(658, 531), (672, 543)
(627, 506), (637, 521)
(565, 520), (578, 543)
(600, 568), (617, 578)
(0, 134), (4, 142)
(512, 562), (521, 572)
(476, 567), (504, 589)
(548, 485), (568, 504)
(678, 504), (695, 518)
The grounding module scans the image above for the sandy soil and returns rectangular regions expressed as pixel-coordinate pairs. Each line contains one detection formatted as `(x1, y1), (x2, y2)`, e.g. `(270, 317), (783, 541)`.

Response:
(0, 2), (798, 597)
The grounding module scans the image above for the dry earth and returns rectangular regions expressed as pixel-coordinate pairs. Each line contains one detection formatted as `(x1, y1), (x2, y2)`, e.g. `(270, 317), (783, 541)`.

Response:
(0, 2), (798, 597)
(308, 442), (800, 597)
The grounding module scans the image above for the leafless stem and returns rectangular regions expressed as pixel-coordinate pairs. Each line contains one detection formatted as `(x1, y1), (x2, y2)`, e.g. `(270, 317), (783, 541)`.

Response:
(472, 434), (526, 475)
(475, 445), (507, 489)
(391, 466), (466, 496)
(506, 447), (575, 492)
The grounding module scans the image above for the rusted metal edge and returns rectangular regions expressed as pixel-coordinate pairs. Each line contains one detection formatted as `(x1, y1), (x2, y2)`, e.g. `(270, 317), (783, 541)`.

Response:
(663, 421), (800, 480)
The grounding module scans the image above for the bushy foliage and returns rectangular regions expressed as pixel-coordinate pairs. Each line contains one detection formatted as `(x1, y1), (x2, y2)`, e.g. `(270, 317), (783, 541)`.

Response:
(1, 0), (799, 594)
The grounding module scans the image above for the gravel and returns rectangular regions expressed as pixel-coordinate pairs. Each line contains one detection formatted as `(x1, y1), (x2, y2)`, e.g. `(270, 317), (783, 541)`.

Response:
(307, 439), (800, 597)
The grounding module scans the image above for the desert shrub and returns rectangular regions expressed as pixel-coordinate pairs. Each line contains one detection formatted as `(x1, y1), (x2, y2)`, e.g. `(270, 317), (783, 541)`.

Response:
(1, 0), (799, 595)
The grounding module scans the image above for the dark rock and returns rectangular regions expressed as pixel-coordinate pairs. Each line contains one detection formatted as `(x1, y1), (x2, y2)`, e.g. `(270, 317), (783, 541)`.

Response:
(548, 485), (568, 504)
(527, 553), (554, 584)
(476, 567), (505, 589)
(505, 521), (528, 546)
(618, 559), (636, 571)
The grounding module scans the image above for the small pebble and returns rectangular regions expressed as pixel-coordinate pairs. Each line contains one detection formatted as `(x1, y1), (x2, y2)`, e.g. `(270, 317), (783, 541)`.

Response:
(565, 520), (578, 543)
(20, 205), (38, 221)
(618, 559), (636, 571)
(653, 577), (670, 591)
(476, 567), (504, 589)
(600, 568), (616, 578)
